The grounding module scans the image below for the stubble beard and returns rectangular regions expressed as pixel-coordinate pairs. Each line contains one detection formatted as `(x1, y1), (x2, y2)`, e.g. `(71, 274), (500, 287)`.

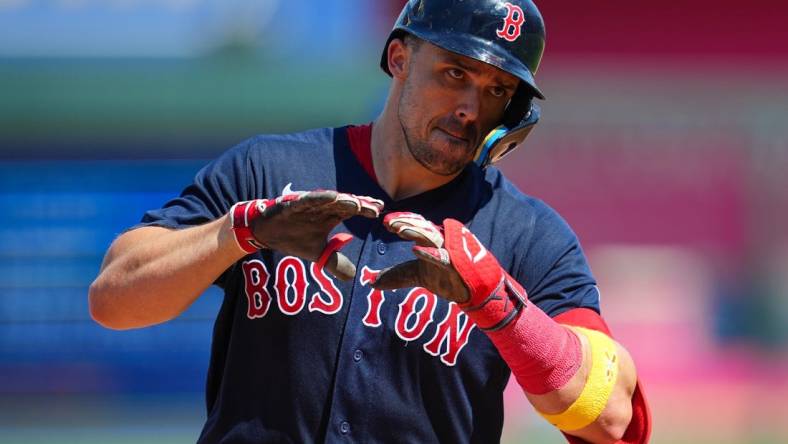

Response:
(397, 84), (474, 177)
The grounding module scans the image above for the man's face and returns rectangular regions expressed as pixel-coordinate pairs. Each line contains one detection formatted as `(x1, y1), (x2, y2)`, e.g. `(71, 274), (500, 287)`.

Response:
(397, 39), (519, 176)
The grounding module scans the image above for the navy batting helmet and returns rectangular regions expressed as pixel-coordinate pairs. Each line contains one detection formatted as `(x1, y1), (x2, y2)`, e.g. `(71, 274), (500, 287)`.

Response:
(380, 0), (546, 168)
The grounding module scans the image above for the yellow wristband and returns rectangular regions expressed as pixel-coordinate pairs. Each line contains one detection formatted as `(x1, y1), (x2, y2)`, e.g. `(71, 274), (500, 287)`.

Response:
(538, 327), (619, 432)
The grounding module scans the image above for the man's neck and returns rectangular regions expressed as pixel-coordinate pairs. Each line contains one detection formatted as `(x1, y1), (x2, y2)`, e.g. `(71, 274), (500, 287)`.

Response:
(371, 109), (461, 201)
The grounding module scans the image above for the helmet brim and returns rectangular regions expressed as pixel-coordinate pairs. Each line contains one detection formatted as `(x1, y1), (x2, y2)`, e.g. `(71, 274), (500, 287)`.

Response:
(380, 29), (545, 100)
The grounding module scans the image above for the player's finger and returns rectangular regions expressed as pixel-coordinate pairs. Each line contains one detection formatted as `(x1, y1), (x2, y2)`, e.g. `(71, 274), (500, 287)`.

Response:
(323, 251), (357, 282)
(281, 191), (357, 221)
(314, 233), (356, 281)
(371, 260), (423, 290)
(413, 246), (452, 269)
(333, 193), (384, 218)
(321, 193), (384, 220)
(383, 212), (444, 248)
(285, 190), (338, 211)
(353, 195), (385, 218)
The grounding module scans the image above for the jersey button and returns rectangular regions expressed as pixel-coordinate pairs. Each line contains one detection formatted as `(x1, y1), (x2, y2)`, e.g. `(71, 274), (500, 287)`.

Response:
(376, 242), (387, 255)
(340, 421), (350, 434)
(353, 349), (363, 362)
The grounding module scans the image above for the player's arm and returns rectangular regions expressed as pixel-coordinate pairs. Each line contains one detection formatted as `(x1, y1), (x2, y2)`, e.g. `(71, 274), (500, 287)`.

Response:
(89, 216), (243, 330)
(90, 191), (383, 330)
(374, 213), (649, 444)
(538, 307), (649, 444)
(512, 316), (638, 443)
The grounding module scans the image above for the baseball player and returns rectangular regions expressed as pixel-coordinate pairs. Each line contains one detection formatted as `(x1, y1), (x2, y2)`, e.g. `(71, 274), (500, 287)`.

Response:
(89, 0), (651, 442)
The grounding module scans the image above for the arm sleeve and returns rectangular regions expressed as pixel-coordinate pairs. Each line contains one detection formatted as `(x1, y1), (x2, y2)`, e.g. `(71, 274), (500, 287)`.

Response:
(513, 199), (601, 318)
(135, 140), (253, 231)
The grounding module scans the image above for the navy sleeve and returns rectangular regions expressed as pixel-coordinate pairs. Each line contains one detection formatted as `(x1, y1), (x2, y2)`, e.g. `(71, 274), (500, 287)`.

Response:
(514, 199), (601, 318)
(131, 140), (254, 288)
(136, 140), (253, 230)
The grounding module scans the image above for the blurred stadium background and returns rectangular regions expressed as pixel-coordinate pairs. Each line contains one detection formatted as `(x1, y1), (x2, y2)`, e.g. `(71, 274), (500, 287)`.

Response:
(1, 1), (787, 443)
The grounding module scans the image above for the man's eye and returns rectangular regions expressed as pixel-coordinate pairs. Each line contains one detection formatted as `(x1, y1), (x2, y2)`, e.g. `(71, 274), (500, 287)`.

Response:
(490, 86), (506, 98)
(447, 68), (464, 80)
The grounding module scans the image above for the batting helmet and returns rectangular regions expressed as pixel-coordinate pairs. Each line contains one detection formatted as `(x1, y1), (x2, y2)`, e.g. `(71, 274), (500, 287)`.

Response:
(380, 0), (546, 168)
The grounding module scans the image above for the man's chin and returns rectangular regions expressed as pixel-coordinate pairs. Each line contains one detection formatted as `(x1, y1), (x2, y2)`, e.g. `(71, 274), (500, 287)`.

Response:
(419, 149), (472, 176)
(405, 134), (474, 176)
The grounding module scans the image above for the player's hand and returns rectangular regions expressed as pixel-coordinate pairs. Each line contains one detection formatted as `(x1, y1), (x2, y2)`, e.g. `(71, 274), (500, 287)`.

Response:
(230, 189), (384, 281)
(373, 212), (529, 331)
(372, 212), (472, 303)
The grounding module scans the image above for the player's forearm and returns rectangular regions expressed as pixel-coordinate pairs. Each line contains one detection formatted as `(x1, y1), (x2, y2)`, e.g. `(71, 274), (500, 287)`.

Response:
(460, 281), (638, 443)
(522, 329), (638, 443)
(470, 302), (637, 443)
(89, 215), (245, 330)
(458, 278), (636, 442)
(461, 304), (633, 443)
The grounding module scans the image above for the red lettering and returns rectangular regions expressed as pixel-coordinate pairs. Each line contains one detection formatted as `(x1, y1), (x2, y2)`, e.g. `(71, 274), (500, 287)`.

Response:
(242, 260), (273, 319)
(395, 288), (437, 341)
(360, 266), (385, 327)
(423, 303), (476, 366)
(308, 262), (344, 315)
(274, 256), (308, 316)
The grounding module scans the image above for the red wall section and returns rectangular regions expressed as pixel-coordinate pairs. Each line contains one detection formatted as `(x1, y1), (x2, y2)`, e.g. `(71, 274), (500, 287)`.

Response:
(538, 0), (788, 57)
(500, 132), (751, 254)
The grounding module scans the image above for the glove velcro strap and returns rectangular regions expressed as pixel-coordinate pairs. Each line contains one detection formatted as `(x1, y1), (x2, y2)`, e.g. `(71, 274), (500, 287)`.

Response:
(461, 275), (527, 332)
(486, 303), (584, 395)
(230, 200), (270, 254)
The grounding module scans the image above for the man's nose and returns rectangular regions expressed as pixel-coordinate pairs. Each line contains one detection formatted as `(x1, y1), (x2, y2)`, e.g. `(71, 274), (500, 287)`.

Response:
(454, 88), (480, 125)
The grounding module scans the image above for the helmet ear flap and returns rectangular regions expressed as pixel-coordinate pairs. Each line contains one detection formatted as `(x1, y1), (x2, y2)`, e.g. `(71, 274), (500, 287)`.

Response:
(502, 84), (535, 129)
(474, 102), (541, 169)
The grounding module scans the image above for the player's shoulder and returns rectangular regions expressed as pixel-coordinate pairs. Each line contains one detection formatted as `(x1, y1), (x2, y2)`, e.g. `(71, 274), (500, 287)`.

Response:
(209, 127), (334, 160)
(242, 127), (335, 157)
(478, 166), (580, 255)
(482, 166), (566, 224)
(247, 127), (334, 148)
(209, 127), (337, 177)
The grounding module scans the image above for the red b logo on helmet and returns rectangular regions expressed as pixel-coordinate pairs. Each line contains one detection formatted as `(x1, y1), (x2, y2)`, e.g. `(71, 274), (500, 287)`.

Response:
(496, 2), (526, 42)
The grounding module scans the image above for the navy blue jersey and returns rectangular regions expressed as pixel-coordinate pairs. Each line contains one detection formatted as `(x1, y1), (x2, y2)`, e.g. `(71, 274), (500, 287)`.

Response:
(137, 126), (600, 443)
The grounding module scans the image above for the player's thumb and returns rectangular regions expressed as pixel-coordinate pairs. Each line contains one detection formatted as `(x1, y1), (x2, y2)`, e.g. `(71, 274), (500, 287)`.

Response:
(371, 260), (422, 290)
(323, 251), (357, 282)
(315, 233), (356, 281)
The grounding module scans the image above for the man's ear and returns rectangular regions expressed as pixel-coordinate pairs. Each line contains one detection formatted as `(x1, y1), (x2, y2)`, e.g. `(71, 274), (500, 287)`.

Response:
(387, 38), (410, 79)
